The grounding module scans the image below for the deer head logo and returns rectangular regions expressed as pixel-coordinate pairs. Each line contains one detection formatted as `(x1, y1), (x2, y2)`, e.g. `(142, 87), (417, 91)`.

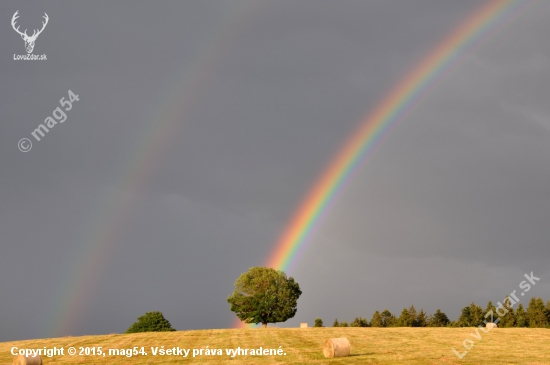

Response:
(11, 11), (49, 54)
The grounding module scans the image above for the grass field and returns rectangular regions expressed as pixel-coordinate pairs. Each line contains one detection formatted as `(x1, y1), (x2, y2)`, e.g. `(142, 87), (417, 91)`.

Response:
(2, 328), (549, 364)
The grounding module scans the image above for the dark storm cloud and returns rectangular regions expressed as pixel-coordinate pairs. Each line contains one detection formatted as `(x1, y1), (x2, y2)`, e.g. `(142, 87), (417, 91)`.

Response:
(1, 0), (548, 341)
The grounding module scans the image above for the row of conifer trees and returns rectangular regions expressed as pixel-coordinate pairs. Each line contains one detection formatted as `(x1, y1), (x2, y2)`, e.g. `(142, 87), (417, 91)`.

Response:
(314, 297), (550, 328)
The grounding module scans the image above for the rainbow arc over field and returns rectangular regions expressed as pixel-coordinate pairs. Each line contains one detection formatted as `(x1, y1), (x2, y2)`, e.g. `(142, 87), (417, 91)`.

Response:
(46, 2), (265, 337)
(235, 0), (533, 328)
(37, 0), (535, 335)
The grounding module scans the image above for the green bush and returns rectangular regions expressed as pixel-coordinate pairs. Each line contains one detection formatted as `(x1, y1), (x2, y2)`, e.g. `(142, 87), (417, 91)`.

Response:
(314, 318), (323, 327)
(125, 311), (176, 333)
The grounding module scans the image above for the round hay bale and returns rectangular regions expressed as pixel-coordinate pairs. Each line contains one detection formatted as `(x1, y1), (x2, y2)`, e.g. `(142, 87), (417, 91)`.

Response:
(12, 355), (42, 365)
(323, 337), (351, 358)
(486, 322), (498, 329)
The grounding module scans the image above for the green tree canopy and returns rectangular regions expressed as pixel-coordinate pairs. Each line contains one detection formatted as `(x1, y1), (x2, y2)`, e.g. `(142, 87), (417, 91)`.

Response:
(500, 297), (516, 328)
(469, 302), (484, 327)
(484, 301), (497, 322)
(527, 297), (549, 328)
(457, 305), (471, 327)
(227, 267), (302, 328)
(408, 305), (418, 327)
(458, 302), (484, 327)
(370, 311), (383, 327)
(416, 309), (427, 327)
(125, 311), (176, 333)
(428, 309), (450, 327)
(398, 308), (411, 327)
(314, 318), (323, 327)
(380, 309), (395, 327)
(350, 317), (369, 327)
(515, 303), (528, 327)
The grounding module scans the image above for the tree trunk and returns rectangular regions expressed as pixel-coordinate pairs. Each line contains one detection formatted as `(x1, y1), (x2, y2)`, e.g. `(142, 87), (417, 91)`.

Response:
(262, 323), (267, 328)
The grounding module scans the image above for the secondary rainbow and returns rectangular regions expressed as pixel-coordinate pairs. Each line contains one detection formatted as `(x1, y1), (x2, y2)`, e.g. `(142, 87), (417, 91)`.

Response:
(45, 3), (265, 338)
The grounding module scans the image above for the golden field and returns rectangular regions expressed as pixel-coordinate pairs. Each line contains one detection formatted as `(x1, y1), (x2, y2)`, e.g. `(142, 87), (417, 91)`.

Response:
(2, 327), (549, 364)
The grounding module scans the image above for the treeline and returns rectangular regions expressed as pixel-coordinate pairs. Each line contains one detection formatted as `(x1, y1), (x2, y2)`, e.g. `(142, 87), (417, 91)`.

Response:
(314, 297), (550, 328)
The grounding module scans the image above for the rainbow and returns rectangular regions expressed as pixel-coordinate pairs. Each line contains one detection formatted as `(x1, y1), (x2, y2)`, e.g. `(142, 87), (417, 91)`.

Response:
(235, 0), (534, 328)
(45, 2), (265, 338)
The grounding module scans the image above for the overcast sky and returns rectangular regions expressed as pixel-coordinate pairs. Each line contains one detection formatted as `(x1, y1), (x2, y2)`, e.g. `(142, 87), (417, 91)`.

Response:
(1, 0), (549, 342)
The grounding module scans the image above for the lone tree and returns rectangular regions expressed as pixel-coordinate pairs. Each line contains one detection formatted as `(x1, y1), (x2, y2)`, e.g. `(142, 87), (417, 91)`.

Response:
(125, 311), (176, 333)
(227, 267), (302, 328)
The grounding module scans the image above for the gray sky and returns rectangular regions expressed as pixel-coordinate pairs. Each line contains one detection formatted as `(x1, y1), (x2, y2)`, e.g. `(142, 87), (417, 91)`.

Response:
(1, 0), (549, 342)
